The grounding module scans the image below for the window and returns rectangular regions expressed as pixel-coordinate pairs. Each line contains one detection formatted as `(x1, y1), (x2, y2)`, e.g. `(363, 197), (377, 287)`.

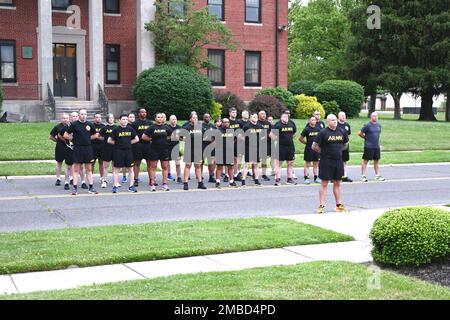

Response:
(208, 0), (224, 21)
(52, 0), (71, 10)
(0, 0), (14, 7)
(105, 45), (120, 84)
(245, 51), (261, 87)
(245, 0), (260, 23)
(208, 49), (225, 86)
(104, 0), (119, 14)
(168, 0), (185, 17)
(0, 41), (16, 82)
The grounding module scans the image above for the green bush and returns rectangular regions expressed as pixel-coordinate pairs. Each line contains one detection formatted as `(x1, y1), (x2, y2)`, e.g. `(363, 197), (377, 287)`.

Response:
(370, 206), (450, 267)
(214, 91), (246, 115)
(322, 100), (341, 117)
(288, 80), (319, 96)
(133, 64), (213, 119)
(248, 95), (287, 118)
(256, 87), (297, 113)
(315, 80), (364, 118)
(210, 100), (222, 121)
(0, 81), (3, 115)
(294, 94), (325, 119)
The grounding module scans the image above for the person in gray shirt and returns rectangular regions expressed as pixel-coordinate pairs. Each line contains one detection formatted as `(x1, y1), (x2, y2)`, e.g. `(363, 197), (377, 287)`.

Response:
(358, 112), (385, 182)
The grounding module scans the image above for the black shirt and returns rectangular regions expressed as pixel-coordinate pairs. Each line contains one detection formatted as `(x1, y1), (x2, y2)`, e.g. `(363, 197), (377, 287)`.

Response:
(182, 122), (206, 148)
(218, 126), (235, 157)
(229, 119), (241, 131)
(202, 122), (215, 146)
(50, 123), (66, 147)
(100, 124), (116, 144)
(144, 124), (171, 149)
(92, 122), (106, 145)
(242, 122), (264, 150)
(314, 127), (349, 160)
(59, 124), (73, 148)
(238, 119), (249, 128)
(317, 120), (326, 130)
(111, 125), (137, 150)
(132, 119), (153, 144)
(337, 121), (351, 136)
(273, 121), (297, 147)
(66, 120), (97, 147)
(166, 124), (181, 147)
(300, 125), (321, 147)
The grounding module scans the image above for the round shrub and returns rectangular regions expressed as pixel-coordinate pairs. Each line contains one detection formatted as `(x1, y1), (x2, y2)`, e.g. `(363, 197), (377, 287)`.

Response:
(133, 64), (213, 119)
(370, 207), (450, 267)
(315, 80), (364, 118)
(210, 100), (222, 121)
(256, 87), (297, 113)
(214, 91), (246, 116)
(248, 95), (286, 118)
(322, 100), (341, 117)
(288, 80), (319, 96)
(294, 94), (325, 119)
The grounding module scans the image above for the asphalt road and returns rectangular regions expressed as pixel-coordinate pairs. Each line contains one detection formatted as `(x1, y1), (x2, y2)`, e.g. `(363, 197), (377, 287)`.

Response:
(1, 163), (449, 232)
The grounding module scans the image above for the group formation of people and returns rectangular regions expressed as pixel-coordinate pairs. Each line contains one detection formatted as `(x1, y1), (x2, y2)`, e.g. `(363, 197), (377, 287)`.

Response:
(50, 106), (384, 213)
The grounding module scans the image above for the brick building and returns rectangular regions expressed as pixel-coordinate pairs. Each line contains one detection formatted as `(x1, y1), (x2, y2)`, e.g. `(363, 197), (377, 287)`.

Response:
(0, 0), (288, 121)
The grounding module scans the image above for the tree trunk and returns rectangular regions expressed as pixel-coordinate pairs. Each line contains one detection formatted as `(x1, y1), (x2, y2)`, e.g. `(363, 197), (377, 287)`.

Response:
(368, 93), (376, 117)
(393, 93), (401, 120)
(418, 88), (437, 121)
(445, 90), (450, 122)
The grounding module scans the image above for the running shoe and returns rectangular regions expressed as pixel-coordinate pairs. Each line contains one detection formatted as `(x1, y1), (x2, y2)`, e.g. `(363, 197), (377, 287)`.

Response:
(223, 175), (229, 183)
(361, 175), (368, 182)
(314, 178), (322, 184)
(375, 175), (385, 181)
(101, 180), (107, 188)
(247, 172), (253, 178)
(304, 177), (311, 185)
(177, 177), (183, 184)
(69, 179), (73, 185)
(121, 176), (127, 183)
(335, 204), (348, 212)
(81, 182), (88, 189)
(55, 179), (61, 186)
(133, 179), (139, 187)
(162, 183), (170, 191)
(286, 178), (297, 185)
(229, 181), (237, 187)
(234, 174), (243, 182)
(208, 176), (216, 183)
(88, 187), (98, 194)
(342, 176), (353, 183)
(215, 182), (221, 189)
(112, 186), (118, 193)
(168, 174), (175, 181)
(241, 180), (246, 187)
(64, 183), (70, 190)
(128, 186), (138, 193)
(71, 187), (78, 195)
(198, 182), (207, 190)
(183, 182), (189, 190)
(262, 175), (270, 182)
(236, 172), (243, 180)
(254, 179), (261, 186)
(150, 185), (156, 192)
(316, 206), (325, 214)
(274, 179), (280, 186)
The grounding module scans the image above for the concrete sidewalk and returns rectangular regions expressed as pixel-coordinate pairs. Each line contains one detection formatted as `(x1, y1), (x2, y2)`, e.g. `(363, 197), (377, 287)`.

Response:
(1, 206), (448, 296)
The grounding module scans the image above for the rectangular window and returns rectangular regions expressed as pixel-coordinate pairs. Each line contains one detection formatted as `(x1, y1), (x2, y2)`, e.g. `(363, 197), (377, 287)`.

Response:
(245, 0), (260, 23)
(0, 40), (16, 83)
(104, 0), (120, 14)
(168, 0), (185, 17)
(245, 51), (261, 87)
(208, 0), (224, 21)
(208, 49), (225, 86)
(52, 0), (71, 10)
(0, 0), (14, 7)
(105, 44), (120, 84)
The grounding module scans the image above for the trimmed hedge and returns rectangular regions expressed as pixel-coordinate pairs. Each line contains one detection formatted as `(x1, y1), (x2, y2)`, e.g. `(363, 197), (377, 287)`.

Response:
(315, 80), (364, 118)
(210, 100), (222, 121)
(288, 80), (319, 96)
(133, 64), (213, 119)
(370, 207), (450, 267)
(214, 91), (246, 116)
(294, 94), (325, 119)
(256, 87), (297, 113)
(322, 100), (341, 117)
(248, 95), (286, 118)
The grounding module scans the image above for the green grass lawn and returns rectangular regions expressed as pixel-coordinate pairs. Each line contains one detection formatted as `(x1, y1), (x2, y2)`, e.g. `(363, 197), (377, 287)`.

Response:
(0, 217), (353, 275)
(3, 261), (449, 300)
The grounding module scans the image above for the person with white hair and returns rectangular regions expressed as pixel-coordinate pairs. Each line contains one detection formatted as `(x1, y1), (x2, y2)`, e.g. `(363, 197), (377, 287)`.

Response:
(358, 112), (385, 182)
(312, 114), (349, 214)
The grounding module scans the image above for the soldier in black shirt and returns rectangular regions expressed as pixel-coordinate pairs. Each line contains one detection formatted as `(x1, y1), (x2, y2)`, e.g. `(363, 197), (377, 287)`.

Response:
(142, 113), (172, 191)
(63, 109), (99, 195)
(337, 111), (353, 182)
(271, 112), (297, 185)
(214, 118), (237, 188)
(239, 113), (264, 186)
(49, 113), (71, 187)
(99, 113), (116, 188)
(312, 114), (349, 214)
(228, 108), (243, 181)
(258, 110), (272, 181)
(108, 114), (139, 193)
(313, 110), (326, 130)
(202, 113), (216, 183)
(300, 116), (321, 184)
(131, 108), (153, 187)
(167, 115), (182, 184)
(91, 113), (106, 183)
(181, 113), (207, 190)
